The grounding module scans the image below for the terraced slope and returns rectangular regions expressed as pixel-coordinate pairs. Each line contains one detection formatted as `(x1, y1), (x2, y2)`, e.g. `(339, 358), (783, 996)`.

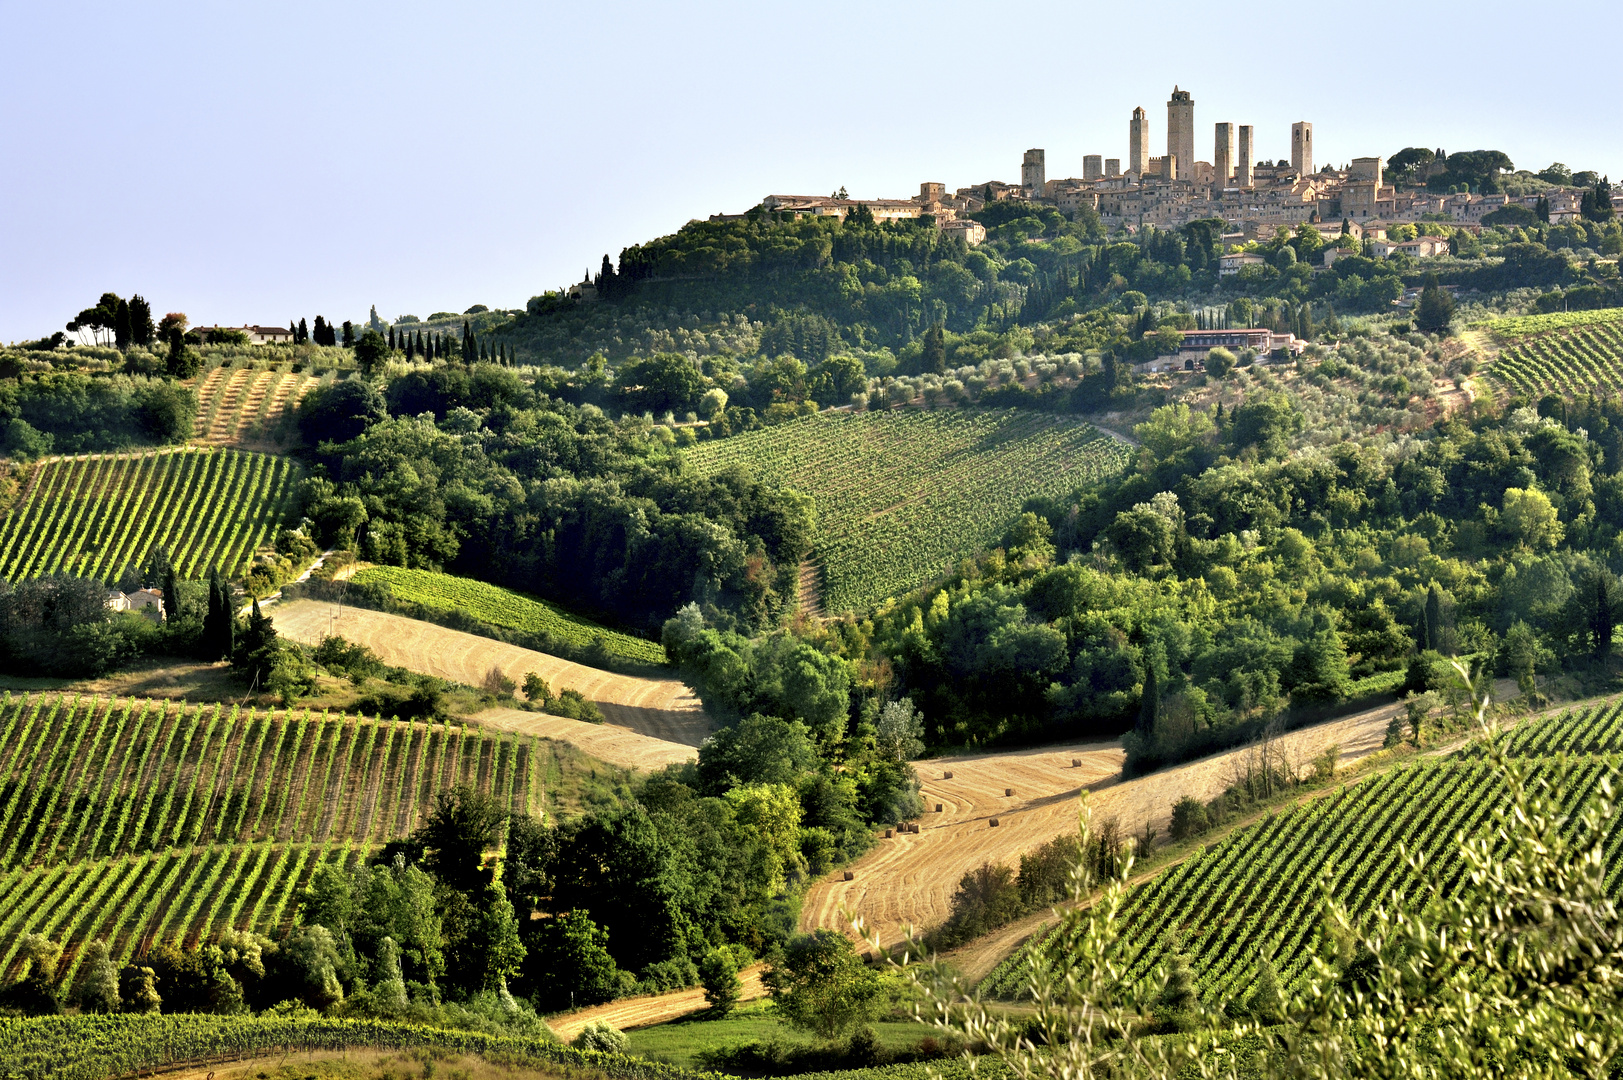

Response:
(979, 698), (1623, 1004)
(191, 365), (323, 445)
(0, 448), (296, 580)
(0, 693), (536, 982)
(683, 409), (1132, 613)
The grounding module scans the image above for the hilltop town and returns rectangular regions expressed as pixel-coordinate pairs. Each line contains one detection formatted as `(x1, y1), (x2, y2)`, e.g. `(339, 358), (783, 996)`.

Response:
(727, 83), (1606, 252)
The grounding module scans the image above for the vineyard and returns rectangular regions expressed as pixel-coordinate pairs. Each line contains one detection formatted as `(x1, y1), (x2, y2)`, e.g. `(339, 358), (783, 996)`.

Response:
(0, 693), (538, 983)
(980, 699), (1623, 1004)
(350, 565), (668, 667)
(0, 447), (295, 582)
(1483, 306), (1623, 396)
(683, 409), (1132, 613)
(189, 363), (326, 445)
(0, 1013), (737, 1080)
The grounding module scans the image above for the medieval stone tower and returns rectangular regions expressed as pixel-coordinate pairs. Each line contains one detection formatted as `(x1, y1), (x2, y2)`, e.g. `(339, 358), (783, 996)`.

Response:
(1237, 125), (1255, 188)
(1292, 121), (1314, 176)
(1022, 149), (1046, 198)
(1166, 86), (1194, 184)
(1213, 122), (1234, 187)
(1129, 107), (1148, 177)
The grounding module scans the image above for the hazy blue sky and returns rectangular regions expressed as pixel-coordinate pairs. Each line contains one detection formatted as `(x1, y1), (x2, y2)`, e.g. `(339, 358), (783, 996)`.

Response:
(3, 0), (1619, 342)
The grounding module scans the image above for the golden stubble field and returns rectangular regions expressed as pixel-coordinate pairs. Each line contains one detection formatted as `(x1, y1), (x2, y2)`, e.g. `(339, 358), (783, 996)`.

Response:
(802, 701), (1401, 951)
(270, 600), (709, 770)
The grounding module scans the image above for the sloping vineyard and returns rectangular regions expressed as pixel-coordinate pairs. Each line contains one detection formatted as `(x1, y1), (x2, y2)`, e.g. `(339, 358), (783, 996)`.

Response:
(683, 409), (1131, 612)
(1485, 307), (1623, 396)
(981, 702), (1623, 1004)
(190, 364), (325, 445)
(0, 447), (294, 581)
(0, 693), (537, 980)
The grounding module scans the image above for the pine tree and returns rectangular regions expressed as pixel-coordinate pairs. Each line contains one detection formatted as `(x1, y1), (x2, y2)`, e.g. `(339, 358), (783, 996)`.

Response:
(128, 295), (154, 346)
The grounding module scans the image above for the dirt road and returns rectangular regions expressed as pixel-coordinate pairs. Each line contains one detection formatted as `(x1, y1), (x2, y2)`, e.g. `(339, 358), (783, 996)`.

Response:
(802, 700), (1402, 950)
(549, 965), (768, 1041)
(271, 600), (711, 766)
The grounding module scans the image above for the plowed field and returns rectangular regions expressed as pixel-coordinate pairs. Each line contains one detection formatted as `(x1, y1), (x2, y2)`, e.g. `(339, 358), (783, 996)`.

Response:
(802, 700), (1400, 950)
(270, 601), (709, 768)
(549, 966), (768, 1040)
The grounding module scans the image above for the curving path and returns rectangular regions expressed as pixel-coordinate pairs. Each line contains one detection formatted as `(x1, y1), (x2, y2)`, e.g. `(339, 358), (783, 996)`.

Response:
(270, 600), (710, 768)
(802, 700), (1402, 950)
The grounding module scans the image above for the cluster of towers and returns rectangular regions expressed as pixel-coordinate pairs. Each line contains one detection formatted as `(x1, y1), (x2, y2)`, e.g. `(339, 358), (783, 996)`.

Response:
(1121, 86), (1313, 188)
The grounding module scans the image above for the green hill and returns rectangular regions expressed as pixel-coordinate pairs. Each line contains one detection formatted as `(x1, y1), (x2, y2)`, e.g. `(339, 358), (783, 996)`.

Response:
(0, 448), (295, 582)
(0, 693), (543, 984)
(683, 408), (1132, 613)
(980, 697), (1623, 1003)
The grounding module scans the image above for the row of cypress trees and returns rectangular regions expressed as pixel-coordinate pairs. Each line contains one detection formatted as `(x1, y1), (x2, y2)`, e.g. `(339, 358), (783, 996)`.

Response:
(385, 322), (516, 365)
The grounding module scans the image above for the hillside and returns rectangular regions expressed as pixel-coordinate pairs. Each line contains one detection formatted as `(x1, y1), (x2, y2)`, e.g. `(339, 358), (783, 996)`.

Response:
(1482, 306), (1623, 397)
(0, 447), (296, 581)
(269, 600), (711, 759)
(0, 693), (536, 982)
(190, 363), (323, 446)
(978, 697), (1623, 1003)
(683, 409), (1132, 613)
(347, 565), (668, 668)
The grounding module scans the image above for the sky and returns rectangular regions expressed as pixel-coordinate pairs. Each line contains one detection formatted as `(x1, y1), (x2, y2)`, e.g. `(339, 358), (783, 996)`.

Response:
(3, 0), (1620, 343)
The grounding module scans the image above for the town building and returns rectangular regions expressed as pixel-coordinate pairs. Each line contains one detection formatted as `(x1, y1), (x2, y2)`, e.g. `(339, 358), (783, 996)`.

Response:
(1167, 88), (1195, 189)
(1022, 149), (1046, 199)
(197, 325), (295, 345)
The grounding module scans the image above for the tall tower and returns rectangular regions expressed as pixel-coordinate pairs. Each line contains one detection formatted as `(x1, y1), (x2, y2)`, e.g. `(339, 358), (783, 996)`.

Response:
(1022, 149), (1046, 198)
(1292, 122), (1313, 177)
(1237, 125), (1254, 187)
(1083, 155), (1103, 181)
(1213, 122), (1234, 187)
(1129, 107), (1148, 177)
(1166, 86), (1195, 186)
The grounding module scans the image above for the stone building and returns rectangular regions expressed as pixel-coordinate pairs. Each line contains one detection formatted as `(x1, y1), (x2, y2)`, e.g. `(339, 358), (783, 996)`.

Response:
(1129, 106), (1149, 176)
(1214, 123), (1234, 188)
(1237, 125), (1254, 188)
(1083, 155), (1103, 181)
(1167, 87), (1195, 187)
(1291, 122), (1314, 179)
(1022, 149), (1046, 199)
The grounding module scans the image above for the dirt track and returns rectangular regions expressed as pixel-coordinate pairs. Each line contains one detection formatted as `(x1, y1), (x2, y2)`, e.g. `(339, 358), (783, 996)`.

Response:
(803, 700), (1402, 950)
(549, 965), (768, 1041)
(271, 600), (710, 767)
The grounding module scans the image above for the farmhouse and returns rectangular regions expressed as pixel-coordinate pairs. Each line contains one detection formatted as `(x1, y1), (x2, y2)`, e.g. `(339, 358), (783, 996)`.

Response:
(107, 588), (166, 622)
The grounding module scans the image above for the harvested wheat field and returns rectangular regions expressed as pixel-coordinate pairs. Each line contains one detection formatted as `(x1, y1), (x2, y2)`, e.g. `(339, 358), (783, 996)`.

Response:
(803, 700), (1401, 950)
(475, 707), (698, 770)
(549, 965), (768, 1039)
(270, 601), (711, 764)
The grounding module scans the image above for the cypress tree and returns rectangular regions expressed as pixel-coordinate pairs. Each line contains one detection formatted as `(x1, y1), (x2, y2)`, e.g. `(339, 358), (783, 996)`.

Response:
(203, 568), (223, 658)
(1425, 583), (1444, 653)
(298, 318), (308, 344)
(114, 299), (132, 351)
(388, 326), (396, 350)
(1138, 646), (1161, 736)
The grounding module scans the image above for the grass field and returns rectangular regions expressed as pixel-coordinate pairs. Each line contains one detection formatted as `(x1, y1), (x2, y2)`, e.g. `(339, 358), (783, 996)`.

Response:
(978, 698), (1623, 1005)
(0, 448), (295, 581)
(624, 1001), (934, 1068)
(1483, 306), (1623, 396)
(350, 565), (667, 667)
(0, 692), (547, 983)
(683, 409), (1132, 613)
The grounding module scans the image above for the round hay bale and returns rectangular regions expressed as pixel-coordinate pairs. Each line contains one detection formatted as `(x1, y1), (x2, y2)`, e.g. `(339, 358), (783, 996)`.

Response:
(943, 771), (954, 780)
(884, 829), (893, 838)
(1005, 787), (1013, 796)
(1072, 758), (1081, 767)
(935, 803), (943, 813)
(843, 870), (854, 881)
(989, 818), (1001, 828)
